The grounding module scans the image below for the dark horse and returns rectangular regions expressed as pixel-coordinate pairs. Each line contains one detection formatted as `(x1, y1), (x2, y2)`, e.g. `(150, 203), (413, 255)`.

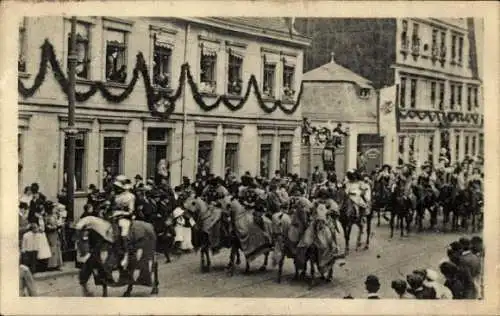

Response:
(334, 187), (372, 253)
(372, 176), (392, 227)
(74, 216), (159, 297)
(388, 182), (413, 238)
(183, 196), (239, 273)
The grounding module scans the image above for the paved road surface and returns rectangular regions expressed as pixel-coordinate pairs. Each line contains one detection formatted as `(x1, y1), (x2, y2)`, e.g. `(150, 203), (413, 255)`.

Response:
(35, 221), (476, 298)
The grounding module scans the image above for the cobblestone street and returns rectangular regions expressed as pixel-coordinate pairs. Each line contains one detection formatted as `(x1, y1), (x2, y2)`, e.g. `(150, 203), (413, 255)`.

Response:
(35, 222), (471, 298)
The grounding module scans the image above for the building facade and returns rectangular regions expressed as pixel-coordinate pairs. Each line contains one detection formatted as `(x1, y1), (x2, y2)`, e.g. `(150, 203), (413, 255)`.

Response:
(300, 56), (380, 180)
(295, 18), (484, 168)
(18, 16), (309, 219)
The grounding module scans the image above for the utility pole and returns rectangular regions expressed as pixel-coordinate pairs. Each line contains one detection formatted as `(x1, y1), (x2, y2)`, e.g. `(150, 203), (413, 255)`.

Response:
(66, 16), (77, 222)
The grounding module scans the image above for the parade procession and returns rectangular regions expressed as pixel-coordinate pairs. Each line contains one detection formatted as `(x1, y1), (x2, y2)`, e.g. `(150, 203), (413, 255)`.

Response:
(16, 16), (485, 299)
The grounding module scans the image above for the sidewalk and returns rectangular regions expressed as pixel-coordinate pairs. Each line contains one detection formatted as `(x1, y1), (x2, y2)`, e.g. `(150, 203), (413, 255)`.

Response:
(33, 263), (79, 281)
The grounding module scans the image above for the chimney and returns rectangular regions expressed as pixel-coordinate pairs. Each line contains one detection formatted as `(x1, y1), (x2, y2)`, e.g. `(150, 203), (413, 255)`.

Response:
(330, 52), (335, 63)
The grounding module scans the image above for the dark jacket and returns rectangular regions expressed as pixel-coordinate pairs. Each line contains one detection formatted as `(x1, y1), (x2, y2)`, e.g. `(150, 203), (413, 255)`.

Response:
(410, 286), (437, 299)
(445, 277), (465, 299)
(459, 251), (481, 278)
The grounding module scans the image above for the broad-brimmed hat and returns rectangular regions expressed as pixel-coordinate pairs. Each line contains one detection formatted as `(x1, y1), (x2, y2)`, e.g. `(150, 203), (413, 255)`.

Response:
(172, 207), (184, 219)
(115, 175), (128, 183)
(382, 164), (391, 171)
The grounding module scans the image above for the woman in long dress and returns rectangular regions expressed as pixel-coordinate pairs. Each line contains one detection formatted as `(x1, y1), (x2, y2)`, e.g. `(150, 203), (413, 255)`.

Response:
(44, 206), (63, 270)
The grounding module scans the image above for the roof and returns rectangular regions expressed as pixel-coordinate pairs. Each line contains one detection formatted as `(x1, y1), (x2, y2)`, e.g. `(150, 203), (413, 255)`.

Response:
(300, 81), (378, 123)
(302, 60), (373, 89)
(211, 17), (303, 36)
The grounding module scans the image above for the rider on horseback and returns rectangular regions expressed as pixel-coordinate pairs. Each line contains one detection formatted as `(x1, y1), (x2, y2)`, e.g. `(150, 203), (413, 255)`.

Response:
(110, 175), (135, 269)
(345, 169), (369, 219)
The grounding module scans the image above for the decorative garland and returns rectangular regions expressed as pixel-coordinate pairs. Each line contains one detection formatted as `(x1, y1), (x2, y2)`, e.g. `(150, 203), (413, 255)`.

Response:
(19, 39), (301, 120)
(398, 108), (484, 127)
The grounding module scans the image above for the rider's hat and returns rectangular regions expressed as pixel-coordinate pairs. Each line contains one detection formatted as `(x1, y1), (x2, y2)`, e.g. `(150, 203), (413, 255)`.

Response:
(115, 175), (128, 183)
(172, 207), (184, 219)
(382, 164), (392, 171)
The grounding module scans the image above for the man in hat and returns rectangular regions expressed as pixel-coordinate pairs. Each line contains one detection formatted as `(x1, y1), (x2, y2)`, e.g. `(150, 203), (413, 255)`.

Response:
(365, 274), (381, 299)
(110, 176), (135, 268)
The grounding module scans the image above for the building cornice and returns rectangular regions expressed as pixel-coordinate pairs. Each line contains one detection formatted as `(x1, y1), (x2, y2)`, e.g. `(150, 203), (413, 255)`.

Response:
(177, 17), (311, 48)
(392, 63), (482, 84)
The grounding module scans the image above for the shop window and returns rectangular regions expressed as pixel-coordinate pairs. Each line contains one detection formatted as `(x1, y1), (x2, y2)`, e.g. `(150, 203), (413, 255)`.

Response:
(411, 23), (420, 54)
(279, 142), (291, 175)
(439, 82), (445, 110)
(103, 137), (123, 180)
(227, 53), (243, 95)
(399, 77), (406, 108)
(153, 41), (172, 89)
(67, 21), (91, 79)
(224, 143), (239, 174)
(410, 79), (417, 108)
(260, 144), (271, 178)
(105, 29), (127, 83)
(401, 20), (409, 50)
(200, 50), (217, 94)
(263, 63), (276, 99)
(63, 132), (86, 191)
(282, 65), (295, 101)
(18, 19), (27, 73)
(428, 135), (434, 163)
(430, 82), (436, 108)
(398, 135), (406, 165)
(197, 140), (212, 177)
(146, 128), (168, 180)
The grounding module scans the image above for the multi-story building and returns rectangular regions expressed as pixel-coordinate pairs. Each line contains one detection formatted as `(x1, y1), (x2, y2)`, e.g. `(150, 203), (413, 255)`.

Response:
(18, 16), (310, 219)
(295, 18), (484, 167)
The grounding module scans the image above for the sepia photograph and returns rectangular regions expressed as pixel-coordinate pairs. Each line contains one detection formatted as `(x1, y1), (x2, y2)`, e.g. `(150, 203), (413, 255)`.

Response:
(1, 1), (499, 315)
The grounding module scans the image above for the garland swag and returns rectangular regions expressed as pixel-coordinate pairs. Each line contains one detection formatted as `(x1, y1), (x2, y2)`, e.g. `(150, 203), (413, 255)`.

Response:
(19, 39), (301, 120)
(398, 108), (484, 127)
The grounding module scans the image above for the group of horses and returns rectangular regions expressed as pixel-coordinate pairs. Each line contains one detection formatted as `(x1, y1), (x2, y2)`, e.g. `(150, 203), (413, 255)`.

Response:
(73, 172), (483, 297)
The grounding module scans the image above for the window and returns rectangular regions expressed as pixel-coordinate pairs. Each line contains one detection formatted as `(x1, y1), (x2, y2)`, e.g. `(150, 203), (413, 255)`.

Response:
(471, 136), (476, 156)
(428, 135), (434, 163)
(430, 82), (436, 108)
(146, 128), (168, 180)
(227, 53), (243, 95)
(410, 79), (417, 108)
(200, 46), (217, 94)
(263, 63), (276, 99)
(360, 88), (371, 99)
(279, 142), (291, 175)
(457, 84), (462, 110)
(68, 21), (91, 79)
(260, 144), (271, 178)
(458, 36), (464, 65)
(411, 23), (420, 53)
(474, 87), (479, 108)
(451, 34), (457, 62)
(455, 134), (460, 162)
(464, 135), (470, 157)
(479, 134), (484, 156)
(408, 135), (416, 163)
(439, 82), (445, 110)
(450, 84), (455, 110)
(153, 40), (172, 89)
(103, 137), (123, 178)
(467, 86), (472, 111)
(282, 65), (295, 101)
(18, 18), (27, 72)
(398, 135), (406, 165)
(197, 141), (212, 177)
(63, 132), (86, 191)
(224, 143), (239, 174)
(400, 77), (406, 108)
(105, 29), (127, 83)
(431, 29), (439, 58)
(401, 20), (409, 50)
(440, 31), (447, 64)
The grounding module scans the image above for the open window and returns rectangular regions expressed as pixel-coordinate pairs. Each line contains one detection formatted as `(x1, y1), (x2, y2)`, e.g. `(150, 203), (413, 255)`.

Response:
(105, 28), (127, 83)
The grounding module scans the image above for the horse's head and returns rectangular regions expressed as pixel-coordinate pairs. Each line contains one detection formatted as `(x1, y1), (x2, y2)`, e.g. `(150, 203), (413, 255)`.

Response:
(73, 216), (114, 262)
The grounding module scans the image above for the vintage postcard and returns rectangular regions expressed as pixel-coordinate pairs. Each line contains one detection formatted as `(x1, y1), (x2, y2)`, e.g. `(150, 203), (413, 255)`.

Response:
(0, 1), (498, 315)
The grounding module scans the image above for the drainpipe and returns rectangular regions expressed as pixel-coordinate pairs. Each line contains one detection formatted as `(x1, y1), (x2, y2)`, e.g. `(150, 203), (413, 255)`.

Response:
(180, 22), (190, 180)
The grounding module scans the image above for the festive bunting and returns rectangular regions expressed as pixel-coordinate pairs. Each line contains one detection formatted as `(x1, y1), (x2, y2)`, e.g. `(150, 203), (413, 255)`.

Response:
(398, 108), (483, 127)
(18, 39), (301, 120)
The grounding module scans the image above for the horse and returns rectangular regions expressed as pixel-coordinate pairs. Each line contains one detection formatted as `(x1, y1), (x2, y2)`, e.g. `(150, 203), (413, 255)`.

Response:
(183, 196), (238, 273)
(295, 203), (344, 287)
(414, 183), (440, 232)
(372, 177), (391, 226)
(220, 196), (273, 276)
(271, 196), (313, 283)
(74, 216), (159, 297)
(387, 182), (413, 238)
(135, 194), (175, 263)
(333, 187), (370, 253)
